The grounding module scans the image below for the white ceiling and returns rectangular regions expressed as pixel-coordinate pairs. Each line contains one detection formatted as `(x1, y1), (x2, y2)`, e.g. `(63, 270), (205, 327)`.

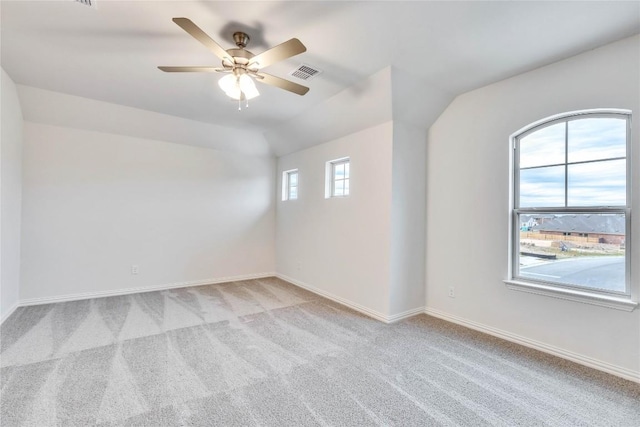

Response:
(2, 1), (639, 155)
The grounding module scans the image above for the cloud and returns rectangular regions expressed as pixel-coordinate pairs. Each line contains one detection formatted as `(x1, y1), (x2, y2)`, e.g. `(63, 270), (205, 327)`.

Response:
(519, 117), (627, 208)
(568, 159), (626, 206)
(520, 166), (564, 207)
(520, 122), (565, 168)
(568, 118), (626, 162)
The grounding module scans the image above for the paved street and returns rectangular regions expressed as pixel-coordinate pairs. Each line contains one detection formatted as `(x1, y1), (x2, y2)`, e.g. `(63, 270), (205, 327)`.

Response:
(520, 256), (625, 292)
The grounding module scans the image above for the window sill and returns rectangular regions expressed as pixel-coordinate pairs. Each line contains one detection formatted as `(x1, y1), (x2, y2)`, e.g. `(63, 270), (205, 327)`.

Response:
(504, 279), (638, 312)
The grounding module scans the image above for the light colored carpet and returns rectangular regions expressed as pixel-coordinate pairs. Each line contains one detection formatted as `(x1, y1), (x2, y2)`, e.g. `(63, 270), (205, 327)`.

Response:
(1, 277), (638, 426)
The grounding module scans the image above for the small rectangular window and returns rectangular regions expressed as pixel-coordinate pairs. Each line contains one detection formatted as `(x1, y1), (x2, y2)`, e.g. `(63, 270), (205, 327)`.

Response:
(282, 169), (298, 201)
(326, 158), (350, 198)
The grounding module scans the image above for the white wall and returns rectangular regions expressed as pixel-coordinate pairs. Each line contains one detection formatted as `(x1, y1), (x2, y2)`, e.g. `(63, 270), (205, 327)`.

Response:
(389, 122), (427, 316)
(1, 68), (23, 321)
(20, 122), (275, 301)
(425, 35), (640, 377)
(276, 122), (394, 317)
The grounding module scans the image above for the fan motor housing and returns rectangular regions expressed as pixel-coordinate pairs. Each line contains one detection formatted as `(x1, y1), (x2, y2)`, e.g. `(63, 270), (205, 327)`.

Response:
(226, 48), (254, 62)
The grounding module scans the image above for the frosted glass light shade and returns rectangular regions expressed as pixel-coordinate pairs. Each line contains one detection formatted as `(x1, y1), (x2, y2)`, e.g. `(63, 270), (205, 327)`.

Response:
(218, 74), (259, 100)
(239, 74), (259, 100)
(218, 74), (241, 100)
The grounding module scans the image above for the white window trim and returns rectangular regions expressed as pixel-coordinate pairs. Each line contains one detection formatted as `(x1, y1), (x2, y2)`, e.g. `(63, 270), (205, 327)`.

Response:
(282, 169), (298, 201)
(507, 109), (636, 311)
(503, 279), (637, 312)
(325, 157), (350, 198)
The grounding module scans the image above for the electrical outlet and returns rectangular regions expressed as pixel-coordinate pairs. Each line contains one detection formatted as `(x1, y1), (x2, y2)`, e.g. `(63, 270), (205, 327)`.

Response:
(448, 287), (455, 298)
(131, 265), (139, 275)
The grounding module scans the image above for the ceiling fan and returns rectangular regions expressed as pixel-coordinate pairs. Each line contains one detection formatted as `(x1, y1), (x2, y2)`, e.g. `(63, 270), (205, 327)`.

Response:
(159, 18), (309, 105)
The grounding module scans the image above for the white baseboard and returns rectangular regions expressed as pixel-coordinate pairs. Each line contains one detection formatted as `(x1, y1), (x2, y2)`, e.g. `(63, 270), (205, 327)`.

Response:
(276, 273), (389, 322)
(276, 273), (423, 324)
(0, 302), (19, 326)
(424, 307), (640, 384)
(18, 272), (276, 307)
(387, 306), (425, 323)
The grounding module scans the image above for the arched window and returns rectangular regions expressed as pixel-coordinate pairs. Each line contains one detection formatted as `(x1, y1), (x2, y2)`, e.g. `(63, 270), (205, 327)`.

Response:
(509, 110), (632, 306)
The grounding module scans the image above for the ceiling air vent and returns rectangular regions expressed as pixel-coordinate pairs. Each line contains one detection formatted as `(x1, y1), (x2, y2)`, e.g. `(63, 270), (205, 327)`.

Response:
(289, 64), (322, 81)
(75, 0), (96, 8)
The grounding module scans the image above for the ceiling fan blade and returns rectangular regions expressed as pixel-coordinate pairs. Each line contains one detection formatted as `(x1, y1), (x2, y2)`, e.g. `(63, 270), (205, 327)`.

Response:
(250, 38), (306, 69)
(172, 18), (230, 61)
(255, 72), (309, 96)
(158, 66), (227, 72)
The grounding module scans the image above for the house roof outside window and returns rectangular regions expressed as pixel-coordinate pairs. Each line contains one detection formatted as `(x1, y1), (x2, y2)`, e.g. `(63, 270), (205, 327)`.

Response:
(531, 214), (625, 235)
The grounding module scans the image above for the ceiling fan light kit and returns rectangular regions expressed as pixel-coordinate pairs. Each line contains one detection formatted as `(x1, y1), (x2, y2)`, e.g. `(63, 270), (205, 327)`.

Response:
(218, 72), (259, 101)
(159, 19), (309, 109)
(218, 71), (260, 110)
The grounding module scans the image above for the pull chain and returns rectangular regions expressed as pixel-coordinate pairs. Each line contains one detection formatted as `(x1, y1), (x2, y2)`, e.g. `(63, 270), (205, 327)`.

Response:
(236, 94), (250, 111)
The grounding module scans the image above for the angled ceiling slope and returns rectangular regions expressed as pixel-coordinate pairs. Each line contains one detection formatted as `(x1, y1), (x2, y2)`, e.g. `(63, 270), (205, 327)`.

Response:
(17, 86), (270, 157)
(266, 67), (455, 157)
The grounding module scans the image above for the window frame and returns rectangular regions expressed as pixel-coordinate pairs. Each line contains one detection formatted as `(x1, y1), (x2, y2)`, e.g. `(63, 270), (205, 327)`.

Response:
(282, 169), (298, 201)
(507, 109), (636, 310)
(326, 157), (350, 198)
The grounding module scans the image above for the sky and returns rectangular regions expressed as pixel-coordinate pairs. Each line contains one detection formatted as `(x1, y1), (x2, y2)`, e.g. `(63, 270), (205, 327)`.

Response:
(518, 117), (626, 208)
(333, 162), (350, 196)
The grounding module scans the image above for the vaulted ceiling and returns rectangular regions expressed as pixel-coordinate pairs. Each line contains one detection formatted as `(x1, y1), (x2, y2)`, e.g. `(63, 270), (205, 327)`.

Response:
(2, 1), (639, 155)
